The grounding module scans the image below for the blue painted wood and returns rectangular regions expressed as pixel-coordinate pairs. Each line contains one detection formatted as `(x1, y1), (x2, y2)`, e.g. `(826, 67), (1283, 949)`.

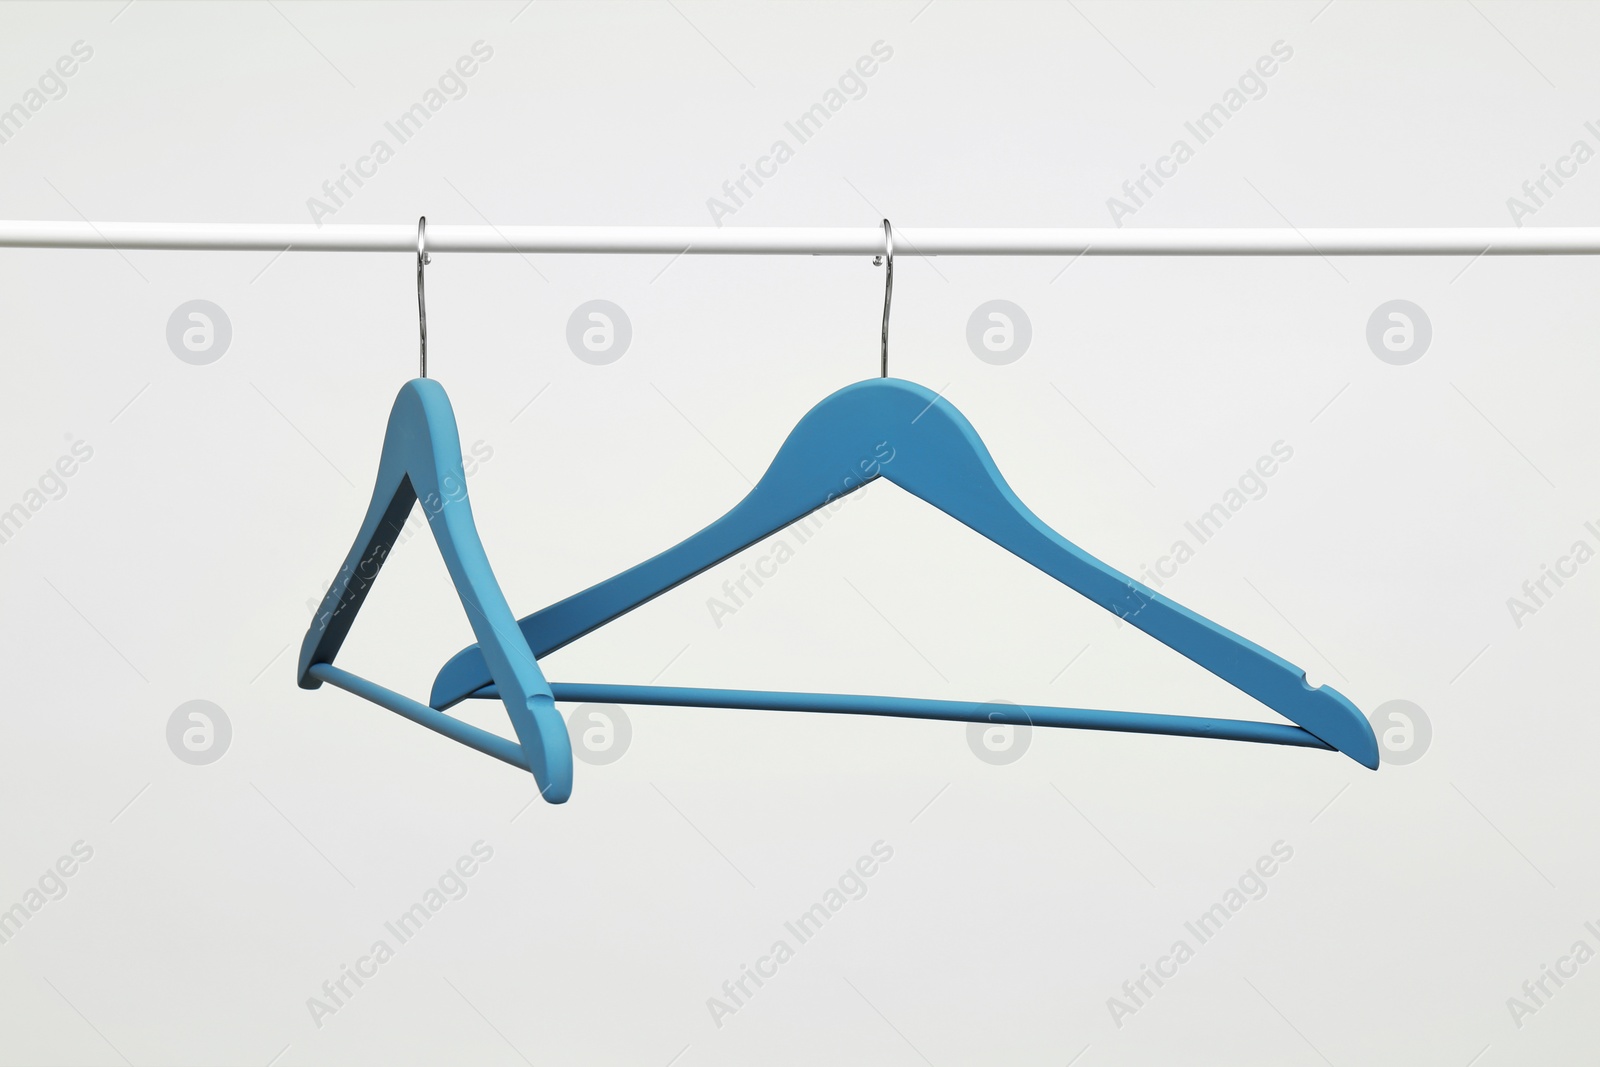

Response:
(297, 379), (573, 802)
(468, 682), (1335, 751)
(308, 663), (533, 771)
(431, 377), (1377, 769)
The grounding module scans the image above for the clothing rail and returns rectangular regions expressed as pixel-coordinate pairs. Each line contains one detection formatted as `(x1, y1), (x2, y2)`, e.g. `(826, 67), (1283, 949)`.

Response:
(4, 221), (1600, 256)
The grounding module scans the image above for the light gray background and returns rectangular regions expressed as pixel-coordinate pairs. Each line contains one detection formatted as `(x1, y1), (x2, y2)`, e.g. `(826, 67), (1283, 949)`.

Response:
(1, 1), (1595, 1064)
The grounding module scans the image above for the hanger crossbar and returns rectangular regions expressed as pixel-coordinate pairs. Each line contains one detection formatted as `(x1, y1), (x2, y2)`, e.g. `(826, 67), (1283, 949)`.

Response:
(5, 221), (1600, 256)
(306, 662), (532, 772)
(461, 681), (1334, 751)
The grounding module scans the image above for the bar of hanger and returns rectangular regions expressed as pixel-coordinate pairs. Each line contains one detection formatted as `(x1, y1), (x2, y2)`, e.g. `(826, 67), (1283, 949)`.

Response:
(6, 221), (1600, 255)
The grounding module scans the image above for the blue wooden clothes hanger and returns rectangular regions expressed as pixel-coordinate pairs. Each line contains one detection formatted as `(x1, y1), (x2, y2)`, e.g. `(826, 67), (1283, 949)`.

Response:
(297, 220), (573, 801)
(423, 220), (1379, 804)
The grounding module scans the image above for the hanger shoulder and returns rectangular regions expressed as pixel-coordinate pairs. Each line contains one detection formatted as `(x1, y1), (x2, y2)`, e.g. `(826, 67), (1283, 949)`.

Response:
(298, 379), (572, 800)
(429, 379), (907, 709)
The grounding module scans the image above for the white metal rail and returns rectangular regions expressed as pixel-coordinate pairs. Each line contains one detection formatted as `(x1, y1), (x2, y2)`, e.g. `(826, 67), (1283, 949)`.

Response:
(3, 222), (1600, 256)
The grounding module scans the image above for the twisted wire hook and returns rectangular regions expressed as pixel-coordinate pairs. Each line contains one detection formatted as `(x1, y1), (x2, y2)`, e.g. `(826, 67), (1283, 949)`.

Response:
(417, 216), (430, 378)
(874, 219), (893, 377)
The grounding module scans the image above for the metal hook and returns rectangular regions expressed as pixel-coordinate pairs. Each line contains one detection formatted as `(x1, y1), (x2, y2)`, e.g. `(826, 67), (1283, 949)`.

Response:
(873, 219), (893, 378)
(416, 216), (431, 378)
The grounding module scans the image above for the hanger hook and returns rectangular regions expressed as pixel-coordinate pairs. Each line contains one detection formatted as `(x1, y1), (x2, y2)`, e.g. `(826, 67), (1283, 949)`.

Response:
(873, 218), (893, 378)
(416, 215), (431, 379)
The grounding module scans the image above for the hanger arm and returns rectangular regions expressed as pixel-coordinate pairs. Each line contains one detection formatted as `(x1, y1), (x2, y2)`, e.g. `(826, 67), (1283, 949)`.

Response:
(867, 382), (1378, 768)
(886, 449), (1377, 767)
(429, 441), (885, 710)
